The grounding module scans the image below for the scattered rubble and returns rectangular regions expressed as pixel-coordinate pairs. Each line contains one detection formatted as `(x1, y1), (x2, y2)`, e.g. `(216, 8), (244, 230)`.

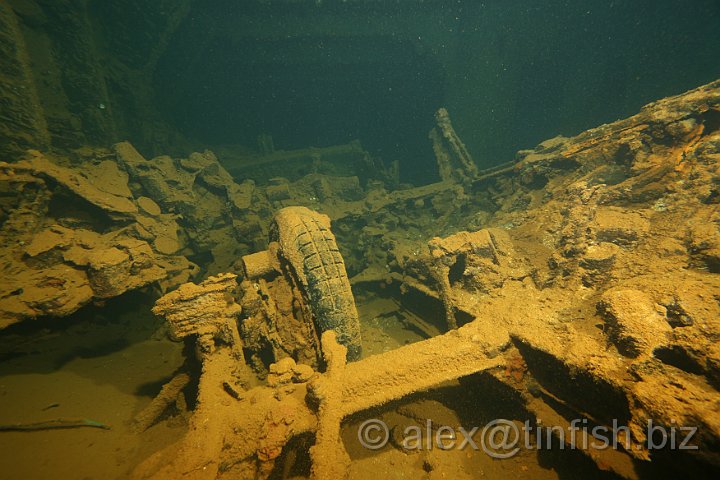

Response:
(132, 81), (719, 479)
(0, 151), (195, 328)
(1, 80), (719, 479)
(598, 289), (673, 357)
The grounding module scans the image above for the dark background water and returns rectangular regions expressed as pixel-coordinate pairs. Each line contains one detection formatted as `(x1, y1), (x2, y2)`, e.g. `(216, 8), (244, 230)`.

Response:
(148, 0), (720, 183)
(7, 0), (720, 184)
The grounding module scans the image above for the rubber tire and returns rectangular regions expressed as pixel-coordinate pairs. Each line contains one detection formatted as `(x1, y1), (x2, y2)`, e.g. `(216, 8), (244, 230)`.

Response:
(270, 206), (362, 361)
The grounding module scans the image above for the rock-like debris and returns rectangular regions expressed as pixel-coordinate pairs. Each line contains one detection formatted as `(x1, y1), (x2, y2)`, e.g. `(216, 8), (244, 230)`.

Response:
(1, 80), (719, 479)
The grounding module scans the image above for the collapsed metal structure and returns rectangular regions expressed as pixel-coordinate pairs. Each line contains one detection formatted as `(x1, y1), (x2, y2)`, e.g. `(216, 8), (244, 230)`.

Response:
(137, 82), (719, 479)
(2, 82), (720, 479)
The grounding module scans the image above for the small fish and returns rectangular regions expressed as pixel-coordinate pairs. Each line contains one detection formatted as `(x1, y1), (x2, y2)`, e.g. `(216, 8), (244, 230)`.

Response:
(41, 403), (60, 411)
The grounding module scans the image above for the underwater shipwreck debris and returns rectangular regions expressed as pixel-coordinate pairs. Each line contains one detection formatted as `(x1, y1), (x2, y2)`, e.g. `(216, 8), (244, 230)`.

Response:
(153, 273), (243, 344)
(132, 80), (720, 479)
(268, 206), (362, 361)
(131, 373), (190, 434)
(225, 140), (395, 186)
(0, 418), (111, 432)
(0, 0), (718, 476)
(236, 207), (362, 366)
(0, 79), (719, 479)
(427, 227), (524, 330)
(0, 139), (277, 328)
(152, 272), (254, 395)
(139, 250), (505, 479)
(0, 152), (194, 328)
(429, 107), (479, 183)
(0, 111), (522, 331)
